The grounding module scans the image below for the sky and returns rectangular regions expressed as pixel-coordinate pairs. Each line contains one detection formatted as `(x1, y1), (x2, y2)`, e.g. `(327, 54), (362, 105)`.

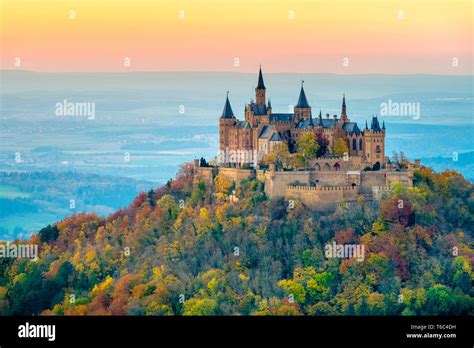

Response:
(1, 0), (472, 74)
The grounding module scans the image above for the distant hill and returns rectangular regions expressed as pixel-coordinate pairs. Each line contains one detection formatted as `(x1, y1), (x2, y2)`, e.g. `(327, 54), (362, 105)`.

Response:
(421, 151), (474, 182)
(0, 171), (156, 240)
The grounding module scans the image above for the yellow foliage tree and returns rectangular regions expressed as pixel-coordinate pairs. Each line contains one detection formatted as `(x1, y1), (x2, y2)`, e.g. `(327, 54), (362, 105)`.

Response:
(90, 275), (114, 297)
(332, 136), (349, 156)
(214, 174), (233, 200)
(263, 142), (291, 168)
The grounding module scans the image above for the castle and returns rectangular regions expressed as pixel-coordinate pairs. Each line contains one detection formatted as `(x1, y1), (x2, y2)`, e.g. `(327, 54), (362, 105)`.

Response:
(194, 67), (418, 211)
(219, 66), (386, 168)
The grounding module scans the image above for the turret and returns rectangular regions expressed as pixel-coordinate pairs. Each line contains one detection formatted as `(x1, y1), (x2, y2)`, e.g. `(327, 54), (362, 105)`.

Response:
(219, 92), (236, 165)
(363, 115), (386, 166)
(220, 92), (235, 120)
(341, 93), (348, 122)
(294, 81), (311, 123)
(255, 65), (266, 105)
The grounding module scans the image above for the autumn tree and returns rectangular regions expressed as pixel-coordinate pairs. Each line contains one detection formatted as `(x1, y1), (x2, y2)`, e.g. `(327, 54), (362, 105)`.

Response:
(296, 132), (319, 167)
(315, 128), (329, 157)
(39, 224), (59, 243)
(214, 174), (233, 201)
(263, 142), (291, 168)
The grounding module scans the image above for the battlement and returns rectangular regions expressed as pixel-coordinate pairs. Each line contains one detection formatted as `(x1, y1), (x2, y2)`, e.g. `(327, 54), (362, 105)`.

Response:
(287, 185), (357, 192)
(372, 185), (391, 191)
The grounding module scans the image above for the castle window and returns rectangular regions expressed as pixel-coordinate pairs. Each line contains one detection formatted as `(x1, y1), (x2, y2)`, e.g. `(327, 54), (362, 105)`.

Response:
(334, 163), (341, 171)
(376, 145), (381, 153)
(359, 139), (363, 150)
(323, 163), (331, 171)
(352, 139), (357, 150)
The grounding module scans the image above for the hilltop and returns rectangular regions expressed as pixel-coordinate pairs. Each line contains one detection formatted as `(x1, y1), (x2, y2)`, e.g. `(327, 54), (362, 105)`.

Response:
(0, 164), (472, 315)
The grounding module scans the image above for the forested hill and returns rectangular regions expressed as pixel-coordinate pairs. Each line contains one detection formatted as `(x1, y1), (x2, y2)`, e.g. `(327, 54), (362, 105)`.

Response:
(0, 164), (473, 316)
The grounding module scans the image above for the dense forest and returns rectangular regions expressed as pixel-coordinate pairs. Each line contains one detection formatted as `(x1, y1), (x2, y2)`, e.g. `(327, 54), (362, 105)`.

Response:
(0, 163), (472, 315)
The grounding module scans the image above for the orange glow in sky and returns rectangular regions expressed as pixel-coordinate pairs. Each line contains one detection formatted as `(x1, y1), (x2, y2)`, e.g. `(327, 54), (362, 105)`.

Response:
(1, 0), (472, 73)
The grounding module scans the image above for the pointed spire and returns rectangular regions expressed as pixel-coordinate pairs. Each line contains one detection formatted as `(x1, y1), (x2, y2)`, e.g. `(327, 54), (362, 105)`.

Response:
(221, 91), (235, 118)
(382, 120), (385, 129)
(319, 110), (323, 126)
(309, 112), (314, 126)
(341, 93), (347, 116)
(257, 65), (265, 89)
(365, 120), (368, 129)
(295, 80), (310, 108)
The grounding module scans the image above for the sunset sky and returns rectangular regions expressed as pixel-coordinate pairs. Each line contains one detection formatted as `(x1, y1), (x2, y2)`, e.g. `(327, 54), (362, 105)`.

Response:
(1, 0), (472, 73)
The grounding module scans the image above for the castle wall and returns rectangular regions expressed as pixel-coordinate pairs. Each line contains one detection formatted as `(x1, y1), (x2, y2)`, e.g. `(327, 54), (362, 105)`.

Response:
(218, 167), (256, 187)
(360, 172), (387, 194)
(194, 167), (218, 187)
(284, 185), (358, 211)
(372, 185), (391, 200)
(307, 156), (362, 171)
(386, 171), (413, 187)
(264, 171), (311, 198)
(194, 161), (414, 211)
(309, 171), (348, 186)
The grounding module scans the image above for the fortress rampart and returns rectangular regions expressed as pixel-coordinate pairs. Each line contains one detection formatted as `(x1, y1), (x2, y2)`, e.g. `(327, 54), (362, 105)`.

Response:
(193, 158), (417, 212)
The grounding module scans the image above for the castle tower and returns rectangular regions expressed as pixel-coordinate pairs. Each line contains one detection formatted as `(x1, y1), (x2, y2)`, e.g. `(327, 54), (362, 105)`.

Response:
(340, 94), (348, 122)
(294, 81), (311, 123)
(255, 66), (266, 105)
(363, 116), (386, 168)
(219, 92), (236, 165)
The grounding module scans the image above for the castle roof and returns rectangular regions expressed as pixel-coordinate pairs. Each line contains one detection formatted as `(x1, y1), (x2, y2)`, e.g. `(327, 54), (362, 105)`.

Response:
(257, 66), (265, 89)
(269, 133), (282, 141)
(343, 122), (361, 135)
(320, 118), (338, 129)
(251, 103), (267, 115)
(259, 125), (282, 141)
(370, 116), (382, 132)
(269, 113), (293, 122)
(221, 93), (235, 119)
(259, 125), (272, 138)
(296, 118), (314, 129)
(295, 82), (311, 108)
